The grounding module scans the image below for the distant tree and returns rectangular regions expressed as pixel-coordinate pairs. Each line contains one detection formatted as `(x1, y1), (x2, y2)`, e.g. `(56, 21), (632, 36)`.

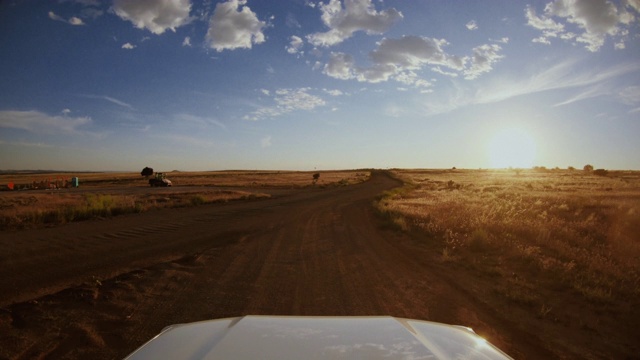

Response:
(568, 166), (575, 171)
(141, 167), (154, 177)
(583, 164), (594, 172)
(312, 172), (320, 185)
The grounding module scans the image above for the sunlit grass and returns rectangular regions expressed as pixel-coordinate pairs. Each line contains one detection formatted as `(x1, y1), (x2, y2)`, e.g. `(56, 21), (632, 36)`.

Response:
(376, 169), (640, 306)
(0, 170), (370, 230)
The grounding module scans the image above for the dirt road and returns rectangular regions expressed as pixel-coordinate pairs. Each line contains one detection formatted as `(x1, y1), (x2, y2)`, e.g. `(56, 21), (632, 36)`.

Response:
(1, 172), (558, 359)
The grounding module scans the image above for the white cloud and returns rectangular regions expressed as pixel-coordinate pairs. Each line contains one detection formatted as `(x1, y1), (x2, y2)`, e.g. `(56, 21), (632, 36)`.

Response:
(307, 0), (402, 47)
(324, 52), (356, 80)
(174, 113), (226, 129)
(261, 135), (272, 148)
(323, 35), (501, 87)
(525, 0), (639, 52)
(417, 59), (640, 117)
(0, 110), (91, 134)
(244, 88), (327, 121)
(431, 66), (458, 77)
(81, 94), (134, 109)
(466, 20), (478, 30)
(286, 12), (301, 28)
(48, 11), (85, 25)
(274, 88), (326, 111)
(475, 60), (640, 106)
(205, 0), (266, 52)
(182, 36), (192, 46)
(323, 89), (344, 96)
(49, 11), (66, 22)
(122, 42), (136, 49)
(113, 0), (192, 35)
(463, 44), (504, 80)
(369, 36), (465, 71)
(618, 85), (640, 105)
(69, 16), (85, 25)
(286, 35), (304, 54)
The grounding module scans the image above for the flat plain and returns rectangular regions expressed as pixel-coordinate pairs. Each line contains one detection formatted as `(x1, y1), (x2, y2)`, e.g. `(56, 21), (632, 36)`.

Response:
(0, 169), (638, 359)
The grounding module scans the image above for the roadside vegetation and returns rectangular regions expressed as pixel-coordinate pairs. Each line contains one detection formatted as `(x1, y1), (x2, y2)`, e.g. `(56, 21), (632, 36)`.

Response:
(0, 170), (370, 230)
(0, 190), (268, 230)
(376, 168), (640, 355)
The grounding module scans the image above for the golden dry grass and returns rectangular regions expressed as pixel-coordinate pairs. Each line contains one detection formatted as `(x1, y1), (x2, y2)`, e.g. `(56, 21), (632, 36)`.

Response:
(0, 170), (370, 230)
(377, 169), (640, 305)
(0, 170), (370, 189)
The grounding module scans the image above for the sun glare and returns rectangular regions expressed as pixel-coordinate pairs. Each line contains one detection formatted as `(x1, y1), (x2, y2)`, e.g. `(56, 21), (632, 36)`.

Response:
(487, 128), (537, 169)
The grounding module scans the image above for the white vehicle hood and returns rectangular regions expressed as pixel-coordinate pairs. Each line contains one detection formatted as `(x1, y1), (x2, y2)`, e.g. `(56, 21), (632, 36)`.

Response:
(125, 316), (512, 359)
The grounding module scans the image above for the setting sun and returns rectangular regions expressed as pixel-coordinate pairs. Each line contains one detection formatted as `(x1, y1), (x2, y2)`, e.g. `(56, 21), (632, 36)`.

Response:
(488, 127), (537, 169)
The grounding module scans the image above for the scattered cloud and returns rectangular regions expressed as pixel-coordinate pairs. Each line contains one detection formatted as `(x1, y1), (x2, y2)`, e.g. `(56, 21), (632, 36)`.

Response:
(463, 44), (504, 80)
(466, 20), (478, 30)
(323, 89), (344, 96)
(244, 88), (327, 121)
(0, 110), (91, 134)
(81, 94), (134, 109)
(69, 17), (85, 25)
(306, 0), (403, 47)
(286, 12), (301, 28)
(525, 0), (639, 52)
(205, 0), (266, 52)
(48, 11), (66, 22)
(174, 113), (226, 129)
(182, 36), (192, 46)
(417, 59), (640, 117)
(122, 42), (136, 49)
(618, 85), (640, 105)
(112, 0), (192, 35)
(286, 35), (304, 54)
(48, 11), (85, 25)
(323, 35), (502, 87)
(323, 52), (356, 80)
(474, 60), (640, 106)
(554, 84), (611, 106)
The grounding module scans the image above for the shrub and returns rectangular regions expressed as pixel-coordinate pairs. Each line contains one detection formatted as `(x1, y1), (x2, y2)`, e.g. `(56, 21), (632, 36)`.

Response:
(584, 164), (594, 172)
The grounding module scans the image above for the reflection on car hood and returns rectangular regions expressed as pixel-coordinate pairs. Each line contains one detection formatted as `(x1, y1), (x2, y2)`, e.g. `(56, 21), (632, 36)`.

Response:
(125, 316), (512, 359)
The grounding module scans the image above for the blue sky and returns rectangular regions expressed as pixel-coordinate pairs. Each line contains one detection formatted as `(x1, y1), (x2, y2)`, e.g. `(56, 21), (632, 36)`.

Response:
(1, 0), (639, 171)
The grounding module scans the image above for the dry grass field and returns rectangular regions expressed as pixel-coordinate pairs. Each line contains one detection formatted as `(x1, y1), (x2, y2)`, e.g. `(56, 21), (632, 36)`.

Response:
(0, 170), (370, 230)
(376, 168), (640, 356)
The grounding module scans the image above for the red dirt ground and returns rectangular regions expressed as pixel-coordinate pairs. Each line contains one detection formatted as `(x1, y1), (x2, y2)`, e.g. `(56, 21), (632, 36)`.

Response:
(0, 171), (619, 359)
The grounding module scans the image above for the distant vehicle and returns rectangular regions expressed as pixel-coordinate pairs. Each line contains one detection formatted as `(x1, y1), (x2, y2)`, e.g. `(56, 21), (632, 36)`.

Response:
(149, 172), (172, 187)
(124, 316), (513, 359)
